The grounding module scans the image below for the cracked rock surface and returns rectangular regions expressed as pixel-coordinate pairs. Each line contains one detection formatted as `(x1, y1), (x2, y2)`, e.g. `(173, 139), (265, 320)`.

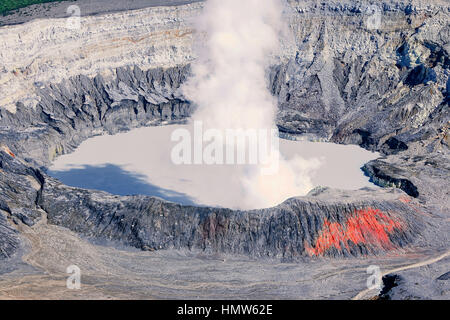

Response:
(0, 0), (448, 299)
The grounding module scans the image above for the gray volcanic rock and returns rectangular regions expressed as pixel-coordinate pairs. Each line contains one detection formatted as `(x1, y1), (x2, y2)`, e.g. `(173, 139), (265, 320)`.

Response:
(379, 256), (450, 299)
(437, 271), (450, 281)
(0, 65), (193, 168)
(0, 139), (427, 261)
(272, 5), (449, 149)
(0, 149), (43, 260)
(0, 212), (19, 260)
(362, 160), (420, 198)
(0, 0), (202, 26)
(40, 177), (424, 259)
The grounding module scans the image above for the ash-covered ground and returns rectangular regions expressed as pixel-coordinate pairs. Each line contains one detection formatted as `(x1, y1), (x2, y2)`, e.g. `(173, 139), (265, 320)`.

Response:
(0, 0), (448, 299)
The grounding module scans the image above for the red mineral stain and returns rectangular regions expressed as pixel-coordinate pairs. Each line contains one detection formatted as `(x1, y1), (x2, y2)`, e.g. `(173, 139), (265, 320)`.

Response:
(1, 146), (15, 158)
(305, 207), (403, 256)
(398, 195), (411, 204)
(398, 195), (430, 217)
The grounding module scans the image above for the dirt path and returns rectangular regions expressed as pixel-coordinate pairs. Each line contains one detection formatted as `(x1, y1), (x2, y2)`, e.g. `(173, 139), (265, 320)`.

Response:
(352, 250), (450, 300)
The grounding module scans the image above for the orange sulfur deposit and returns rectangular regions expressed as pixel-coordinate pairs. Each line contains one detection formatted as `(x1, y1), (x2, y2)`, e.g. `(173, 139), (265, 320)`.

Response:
(305, 207), (403, 256)
(1, 145), (15, 158)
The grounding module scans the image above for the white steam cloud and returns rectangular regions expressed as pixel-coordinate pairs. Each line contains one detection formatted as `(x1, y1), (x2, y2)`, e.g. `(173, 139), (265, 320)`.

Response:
(182, 0), (321, 209)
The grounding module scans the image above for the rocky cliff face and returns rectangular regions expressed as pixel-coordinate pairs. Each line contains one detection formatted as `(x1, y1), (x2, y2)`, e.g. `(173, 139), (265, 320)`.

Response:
(0, 2), (200, 113)
(0, 0), (448, 275)
(0, 145), (426, 260)
(40, 176), (424, 259)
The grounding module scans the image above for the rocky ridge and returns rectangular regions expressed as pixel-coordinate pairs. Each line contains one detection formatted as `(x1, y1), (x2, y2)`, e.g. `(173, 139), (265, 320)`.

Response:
(0, 0), (448, 298)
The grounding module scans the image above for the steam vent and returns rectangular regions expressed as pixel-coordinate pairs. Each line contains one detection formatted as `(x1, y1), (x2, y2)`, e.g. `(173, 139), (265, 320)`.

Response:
(0, 0), (449, 301)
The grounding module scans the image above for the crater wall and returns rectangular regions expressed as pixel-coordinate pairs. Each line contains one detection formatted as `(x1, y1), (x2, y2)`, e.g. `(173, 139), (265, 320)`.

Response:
(0, 0), (448, 264)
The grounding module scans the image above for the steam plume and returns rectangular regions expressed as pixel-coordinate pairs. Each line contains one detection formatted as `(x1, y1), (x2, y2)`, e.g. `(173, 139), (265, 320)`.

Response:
(182, 0), (321, 209)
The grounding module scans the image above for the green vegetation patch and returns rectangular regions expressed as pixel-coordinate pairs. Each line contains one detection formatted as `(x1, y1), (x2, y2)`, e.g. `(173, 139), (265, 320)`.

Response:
(1, 0), (71, 15)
